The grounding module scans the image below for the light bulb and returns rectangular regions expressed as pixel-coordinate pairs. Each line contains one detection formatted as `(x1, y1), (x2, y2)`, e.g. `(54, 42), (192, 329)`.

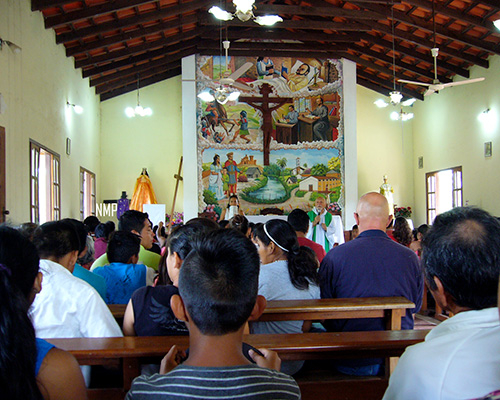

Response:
(73, 105), (84, 114)
(254, 15), (283, 26)
(233, 0), (255, 14)
(125, 107), (136, 118)
(401, 98), (416, 107)
(208, 6), (234, 20)
(495, 19), (500, 31)
(228, 91), (241, 101)
(135, 105), (144, 115)
(198, 92), (215, 102)
(389, 91), (403, 105)
(143, 107), (153, 116)
(390, 111), (400, 121)
(374, 99), (389, 108)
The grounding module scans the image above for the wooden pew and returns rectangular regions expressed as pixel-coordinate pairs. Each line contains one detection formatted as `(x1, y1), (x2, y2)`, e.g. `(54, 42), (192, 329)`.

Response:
(47, 329), (428, 400)
(110, 297), (415, 331)
(257, 296), (415, 331)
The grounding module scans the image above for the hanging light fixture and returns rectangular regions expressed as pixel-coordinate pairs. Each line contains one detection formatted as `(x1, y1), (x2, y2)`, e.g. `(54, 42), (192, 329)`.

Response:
(374, 3), (416, 118)
(67, 101), (83, 114)
(125, 76), (152, 118)
(0, 38), (22, 54)
(209, 0), (283, 26)
(390, 108), (414, 121)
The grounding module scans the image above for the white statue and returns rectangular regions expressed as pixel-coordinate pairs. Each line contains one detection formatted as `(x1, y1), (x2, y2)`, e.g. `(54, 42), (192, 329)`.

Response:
(380, 175), (394, 215)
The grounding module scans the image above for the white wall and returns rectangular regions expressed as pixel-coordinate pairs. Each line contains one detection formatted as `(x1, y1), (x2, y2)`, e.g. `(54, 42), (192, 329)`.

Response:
(356, 85), (415, 215)
(100, 77), (184, 223)
(0, 0), (101, 224)
(412, 55), (500, 224)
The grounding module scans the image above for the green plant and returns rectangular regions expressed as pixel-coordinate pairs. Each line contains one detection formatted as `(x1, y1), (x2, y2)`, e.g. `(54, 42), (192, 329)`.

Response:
(203, 189), (218, 205)
(296, 190), (307, 198)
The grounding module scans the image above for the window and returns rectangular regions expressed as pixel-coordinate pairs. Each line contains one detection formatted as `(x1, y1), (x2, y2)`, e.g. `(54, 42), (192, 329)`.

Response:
(30, 141), (60, 224)
(80, 167), (96, 220)
(426, 166), (462, 224)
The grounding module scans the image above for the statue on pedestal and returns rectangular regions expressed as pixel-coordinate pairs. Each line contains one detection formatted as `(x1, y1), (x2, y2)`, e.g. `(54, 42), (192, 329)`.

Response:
(380, 175), (394, 215)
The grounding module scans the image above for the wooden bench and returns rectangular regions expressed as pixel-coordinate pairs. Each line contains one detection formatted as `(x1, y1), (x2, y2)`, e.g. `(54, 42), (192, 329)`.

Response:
(110, 297), (415, 331)
(47, 329), (428, 400)
(257, 297), (415, 331)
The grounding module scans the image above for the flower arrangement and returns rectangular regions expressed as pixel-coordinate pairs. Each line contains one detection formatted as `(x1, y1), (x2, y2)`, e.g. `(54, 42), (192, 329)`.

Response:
(328, 202), (342, 213)
(202, 204), (220, 220)
(166, 211), (184, 226)
(394, 206), (412, 219)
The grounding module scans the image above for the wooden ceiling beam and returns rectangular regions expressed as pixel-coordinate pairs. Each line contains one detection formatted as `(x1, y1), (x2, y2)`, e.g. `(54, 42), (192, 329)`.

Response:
(95, 61), (181, 94)
(82, 39), (198, 78)
(198, 40), (349, 53)
(199, 48), (342, 59)
(66, 14), (199, 57)
(368, 21), (489, 68)
(255, 4), (381, 19)
(359, 33), (471, 77)
(56, 0), (208, 44)
(350, 44), (451, 82)
(404, 0), (497, 31)
(90, 51), (191, 88)
(32, 0), (74, 11)
(202, 28), (363, 42)
(360, 3), (500, 55)
(45, 0), (153, 28)
(75, 30), (199, 69)
(99, 68), (182, 101)
(357, 70), (424, 100)
(201, 15), (372, 31)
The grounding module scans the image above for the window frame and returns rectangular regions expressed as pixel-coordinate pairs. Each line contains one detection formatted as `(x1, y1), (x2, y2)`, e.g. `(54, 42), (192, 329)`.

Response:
(29, 140), (61, 224)
(79, 167), (96, 220)
(425, 166), (463, 224)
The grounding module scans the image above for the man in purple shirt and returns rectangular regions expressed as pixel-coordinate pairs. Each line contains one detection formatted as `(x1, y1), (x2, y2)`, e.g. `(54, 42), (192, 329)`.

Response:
(319, 192), (423, 375)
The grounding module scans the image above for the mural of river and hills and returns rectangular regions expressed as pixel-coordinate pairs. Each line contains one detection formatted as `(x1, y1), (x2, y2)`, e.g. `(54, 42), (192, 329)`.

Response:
(196, 55), (344, 218)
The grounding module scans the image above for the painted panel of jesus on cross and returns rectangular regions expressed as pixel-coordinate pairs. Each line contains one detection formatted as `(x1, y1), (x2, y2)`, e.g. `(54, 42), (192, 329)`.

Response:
(196, 55), (344, 219)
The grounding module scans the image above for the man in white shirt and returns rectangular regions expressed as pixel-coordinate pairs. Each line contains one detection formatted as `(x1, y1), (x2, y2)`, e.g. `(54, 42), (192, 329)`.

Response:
(383, 207), (500, 400)
(30, 220), (123, 383)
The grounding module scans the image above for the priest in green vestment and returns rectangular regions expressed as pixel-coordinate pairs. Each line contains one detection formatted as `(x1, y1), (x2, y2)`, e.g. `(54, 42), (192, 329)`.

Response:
(307, 196), (343, 252)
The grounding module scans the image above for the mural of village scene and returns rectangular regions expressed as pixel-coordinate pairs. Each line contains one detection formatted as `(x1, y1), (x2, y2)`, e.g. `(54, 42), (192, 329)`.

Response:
(196, 54), (344, 218)
(201, 148), (342, 217)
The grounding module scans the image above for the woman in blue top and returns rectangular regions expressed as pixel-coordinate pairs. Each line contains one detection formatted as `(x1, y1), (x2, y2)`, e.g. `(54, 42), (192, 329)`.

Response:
(0, 226), (86, 400)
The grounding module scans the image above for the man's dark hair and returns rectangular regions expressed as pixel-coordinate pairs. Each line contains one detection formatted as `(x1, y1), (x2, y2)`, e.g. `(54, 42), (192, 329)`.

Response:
(422, 207), (500, 310)
(83, 216), (100, 234)
(179, 229), (260, 335)
(118, 210), (149, 233)
(95, 221), (115, 240)
(62, 218), (87, 254)
(33, 220), (81, 260)
(107, 231), (141, 264)
(287, 209), (310, 234)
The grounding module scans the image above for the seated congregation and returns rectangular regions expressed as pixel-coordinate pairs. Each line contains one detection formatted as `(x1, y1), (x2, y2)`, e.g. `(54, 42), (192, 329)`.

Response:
(2, 193), (500, 400)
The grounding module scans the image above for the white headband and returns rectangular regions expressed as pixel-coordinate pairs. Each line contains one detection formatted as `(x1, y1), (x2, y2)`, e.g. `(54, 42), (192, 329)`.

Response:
(263, 223), (289, 252)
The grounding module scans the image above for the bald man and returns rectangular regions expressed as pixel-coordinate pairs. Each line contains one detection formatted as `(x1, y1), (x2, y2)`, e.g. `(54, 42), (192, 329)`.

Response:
(319, 192), (423, 376)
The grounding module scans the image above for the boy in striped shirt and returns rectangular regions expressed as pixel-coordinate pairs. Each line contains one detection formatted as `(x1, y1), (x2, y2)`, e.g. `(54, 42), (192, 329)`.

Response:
(126, 229), (300, 400)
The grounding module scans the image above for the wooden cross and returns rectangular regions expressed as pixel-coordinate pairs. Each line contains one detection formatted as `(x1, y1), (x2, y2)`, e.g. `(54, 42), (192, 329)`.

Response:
(239, 84), (292, 165)
(167, 156), (183, 232)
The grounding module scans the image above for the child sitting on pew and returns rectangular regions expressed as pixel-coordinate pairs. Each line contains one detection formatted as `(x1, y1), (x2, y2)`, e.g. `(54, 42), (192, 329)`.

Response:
(0, 226), (87, 400)
(94, 231), (155, 304)
(123, 224), (211, 336)
(125, 229), (300, 400)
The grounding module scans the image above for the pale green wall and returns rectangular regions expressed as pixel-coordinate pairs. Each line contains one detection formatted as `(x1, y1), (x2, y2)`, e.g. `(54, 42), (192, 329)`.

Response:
(412, 55), (500, 225)
(99, 77), (184, 223)
(356, 85), (415, 214)
(0, 0), (101, 224)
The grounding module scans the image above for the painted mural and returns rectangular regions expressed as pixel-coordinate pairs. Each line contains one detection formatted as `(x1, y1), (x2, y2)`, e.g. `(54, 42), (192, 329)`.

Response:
(196, 55), (344, 219)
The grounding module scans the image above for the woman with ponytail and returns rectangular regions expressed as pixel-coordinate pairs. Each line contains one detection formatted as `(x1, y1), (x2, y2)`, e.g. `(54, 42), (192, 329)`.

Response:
(0, 226), (86, 400)
(249, 219), (320, 374)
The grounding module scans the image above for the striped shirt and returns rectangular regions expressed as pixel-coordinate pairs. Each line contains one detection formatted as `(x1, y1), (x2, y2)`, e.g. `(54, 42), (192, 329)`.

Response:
(125, 364), (301, 399)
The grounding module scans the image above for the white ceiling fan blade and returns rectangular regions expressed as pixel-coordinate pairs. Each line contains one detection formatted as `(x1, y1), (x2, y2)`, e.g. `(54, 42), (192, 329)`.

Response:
(228, 62), (253, 81)
(424, 87), (436, 96)
(398, 79), (431, 87)
(441, 77), (485, 88)
(231, 81), (252, 91)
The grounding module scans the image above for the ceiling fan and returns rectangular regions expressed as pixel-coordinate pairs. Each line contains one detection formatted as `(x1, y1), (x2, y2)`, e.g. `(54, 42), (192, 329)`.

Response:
(398, 0), (484, 96)
(198, 39), (253, 104)
(398, 47), (485, 96)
